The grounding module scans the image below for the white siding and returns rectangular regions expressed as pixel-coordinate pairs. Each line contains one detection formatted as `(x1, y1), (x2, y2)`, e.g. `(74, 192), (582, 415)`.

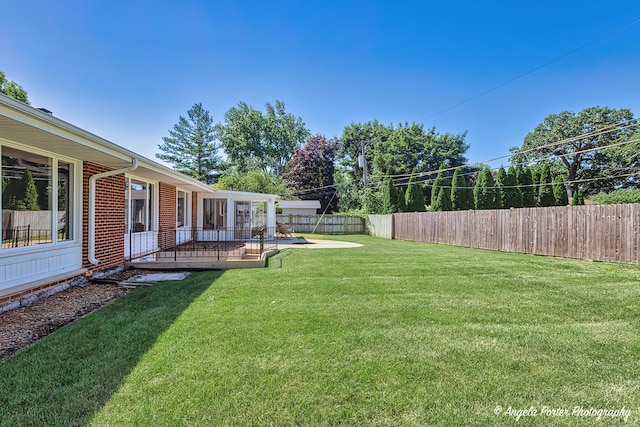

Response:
(0, 244), (83, 294)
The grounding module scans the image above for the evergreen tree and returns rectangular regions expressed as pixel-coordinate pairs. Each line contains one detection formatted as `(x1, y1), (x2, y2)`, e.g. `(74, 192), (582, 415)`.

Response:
(553, 176), (569, 206)
(157, 103), (223, 183)
(520, 166), (536, 207)
(505, 166), (523, 208)
(432, 187), (451, 211)
(531, 166), (542, 202)
(538, 164), (555, 207)
(451, 168), (472, 210)
(381, 174), (399, 214)
(495, 167), (507, 208)
(19, 170), (40, 211)
(474, 167), (498, 209)
(430, 164), (450, 208)
(396, 186), (407, 212)
(405, 173), (426, 212)
(571, 188), (585, 205)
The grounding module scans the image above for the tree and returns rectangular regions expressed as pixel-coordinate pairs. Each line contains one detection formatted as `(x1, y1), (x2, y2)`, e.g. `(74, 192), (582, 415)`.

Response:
(495, 167), (507, 209)
(511, 106), (635, 197)
(430, 164), (450, 209)
(450, 168), (472, 210)
(157, 103), (222, 183)
(553, 176), (569, 206)
(284, 135), (338, 212)
(571, 189), (585, 205)
(214, 170), (293, 197)
(432, 187), (451, 211)
(334, 169), (361, 212)
(505, 166), (523, 208)
(380, 174), (399, 214)
(518, 166), (536, 207)
(362, 186), (383, 214)
(474, 167), (498, 209)
(215, 100), (309, 175)
(337, 120), (468, 211)
(405, 171), (426, 212)
(0, 71), (29, 104)
(538, 164), (555, 207)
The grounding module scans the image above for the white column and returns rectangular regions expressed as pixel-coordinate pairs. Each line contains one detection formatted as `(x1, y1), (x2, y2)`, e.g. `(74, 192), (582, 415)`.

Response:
(267, 198), (276, 235)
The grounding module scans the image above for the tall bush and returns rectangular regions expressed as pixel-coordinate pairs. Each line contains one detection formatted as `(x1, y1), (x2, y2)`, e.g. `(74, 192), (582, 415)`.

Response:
(451, 168), (472, 210)
(538, 164), (555, 207)
(553, 176), (569, 206)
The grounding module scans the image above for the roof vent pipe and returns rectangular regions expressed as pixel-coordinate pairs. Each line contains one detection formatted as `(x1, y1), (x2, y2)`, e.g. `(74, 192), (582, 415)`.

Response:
(88, 159), (139, 265)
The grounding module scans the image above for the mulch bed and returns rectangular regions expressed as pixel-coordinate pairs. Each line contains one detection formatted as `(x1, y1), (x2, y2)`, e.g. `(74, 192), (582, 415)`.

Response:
(0, 269), (165, 360)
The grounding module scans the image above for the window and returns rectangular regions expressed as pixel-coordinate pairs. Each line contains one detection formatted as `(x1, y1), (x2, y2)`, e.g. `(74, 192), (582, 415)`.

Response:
(252, 201), (267, 228)
(1, 145), (75, 249)
(125, 177), (156, 233)
(57, 161), (73, 242)
(177, 190), (187, 227)
(203, 199), (226, 229)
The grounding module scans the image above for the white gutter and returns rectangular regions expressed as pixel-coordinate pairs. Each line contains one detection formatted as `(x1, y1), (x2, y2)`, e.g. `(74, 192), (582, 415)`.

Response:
(88, 159), (139, 265)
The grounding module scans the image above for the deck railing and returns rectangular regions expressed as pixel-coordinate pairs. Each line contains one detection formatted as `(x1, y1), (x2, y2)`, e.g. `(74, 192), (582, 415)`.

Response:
(126, 226), (278, 261)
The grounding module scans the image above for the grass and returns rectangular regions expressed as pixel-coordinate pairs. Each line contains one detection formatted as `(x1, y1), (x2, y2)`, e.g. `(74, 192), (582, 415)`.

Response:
(1, 235), (639, 425)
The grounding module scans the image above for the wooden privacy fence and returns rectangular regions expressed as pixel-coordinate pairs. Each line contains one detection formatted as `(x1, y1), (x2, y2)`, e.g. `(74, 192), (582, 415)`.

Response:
(367, 214), (394, 239)
(392, 204), (640, 264)
(276, 214), (366, 235)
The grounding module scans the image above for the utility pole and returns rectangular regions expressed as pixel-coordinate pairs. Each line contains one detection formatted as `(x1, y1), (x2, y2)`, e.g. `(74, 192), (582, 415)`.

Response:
(358, 139), (374, 189)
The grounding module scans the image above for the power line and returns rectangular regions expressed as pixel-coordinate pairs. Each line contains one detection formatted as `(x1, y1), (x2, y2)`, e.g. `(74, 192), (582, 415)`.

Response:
(292, 128), (640, 196)
(423, 17), (640, 119)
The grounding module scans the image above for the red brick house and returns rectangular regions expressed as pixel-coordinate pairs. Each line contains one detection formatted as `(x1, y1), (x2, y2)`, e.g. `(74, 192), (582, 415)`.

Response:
(0, 94), (278, 303)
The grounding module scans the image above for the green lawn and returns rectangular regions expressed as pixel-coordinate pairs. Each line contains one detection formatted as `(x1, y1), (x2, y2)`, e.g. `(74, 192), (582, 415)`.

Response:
(1, 235), (639, 426)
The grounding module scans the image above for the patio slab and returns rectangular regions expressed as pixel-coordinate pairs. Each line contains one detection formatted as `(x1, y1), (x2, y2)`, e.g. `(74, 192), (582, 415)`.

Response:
(277, 238), (363, 249)
(121, 272), (191, 284)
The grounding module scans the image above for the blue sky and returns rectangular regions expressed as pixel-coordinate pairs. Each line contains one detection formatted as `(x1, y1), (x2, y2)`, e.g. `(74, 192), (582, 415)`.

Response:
(2, 1), (639, 168)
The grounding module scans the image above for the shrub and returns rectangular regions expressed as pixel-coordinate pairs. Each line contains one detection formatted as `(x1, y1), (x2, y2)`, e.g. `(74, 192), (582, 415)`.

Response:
(590, 188), (640, 205)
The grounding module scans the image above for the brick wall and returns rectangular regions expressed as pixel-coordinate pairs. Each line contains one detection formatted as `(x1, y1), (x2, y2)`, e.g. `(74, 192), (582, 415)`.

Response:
(159, 182), (177, 249)
(82, 162), (126, 271)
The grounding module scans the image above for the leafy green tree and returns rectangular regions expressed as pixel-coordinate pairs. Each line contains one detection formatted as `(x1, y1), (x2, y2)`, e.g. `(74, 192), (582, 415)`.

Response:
(450, 168), (473, 210)
(571, 189), (585, 205)
(511, 106), (635, 197)
(157, 103), (222, 183)
(337, 121), (468, 211)
(405, 172), (426, 212)
(538, 164), (555, 207)
(362, 186), (383, 214)
(495, 167), (507, 209)
(474, 167), (498, 209)
(371, 123), (468, 179)
(264, 100), (311, 175)
(505, 166), (523, 208)
(553, 176), (569, 206)
(215, 100), (309, 175)
(283, 135), (338, 212)
(600, 129), (640, 190)
(334, 169), (361, 212)
(214, 170), (293, 197)
(0, 71), (29, 104)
